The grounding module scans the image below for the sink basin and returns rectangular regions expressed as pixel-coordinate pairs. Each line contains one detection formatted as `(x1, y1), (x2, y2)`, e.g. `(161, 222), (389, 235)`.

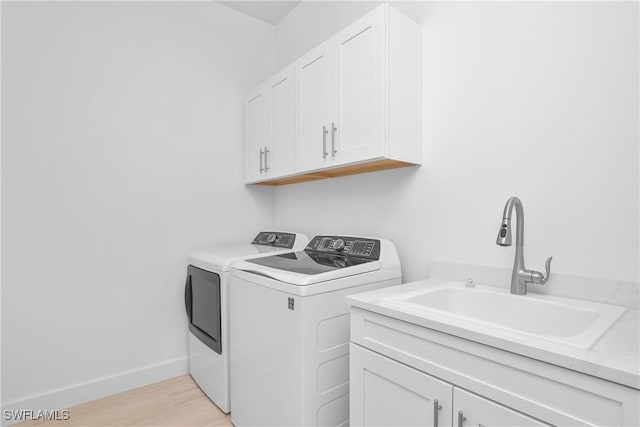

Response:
(382, 283), (626, 349)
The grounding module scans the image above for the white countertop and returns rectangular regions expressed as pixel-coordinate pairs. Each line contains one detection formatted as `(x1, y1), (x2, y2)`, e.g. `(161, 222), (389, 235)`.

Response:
(347, 278), (640, 390)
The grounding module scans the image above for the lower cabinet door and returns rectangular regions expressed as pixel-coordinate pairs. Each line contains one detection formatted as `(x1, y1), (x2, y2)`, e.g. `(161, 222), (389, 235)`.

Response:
(453, 388), (550, 427)
(350, 344), (453, 427)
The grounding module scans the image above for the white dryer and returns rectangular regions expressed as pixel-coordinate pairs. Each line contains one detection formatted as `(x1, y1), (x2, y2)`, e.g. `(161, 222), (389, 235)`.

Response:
(229, 235), (402, 426)
(184, 231), (308, 413)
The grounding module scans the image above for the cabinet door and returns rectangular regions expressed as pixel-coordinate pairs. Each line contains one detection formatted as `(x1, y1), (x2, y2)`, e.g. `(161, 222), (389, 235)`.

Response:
(453, 388), (550, 427)
(351, 344), (452, 427)
(329, 6), (386, 166)
(244, 87), (269, 183)
(266, 66), (295, 178)
(295, 44), (333, 172)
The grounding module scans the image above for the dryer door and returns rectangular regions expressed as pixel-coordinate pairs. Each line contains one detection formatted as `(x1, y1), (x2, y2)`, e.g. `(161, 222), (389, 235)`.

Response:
(185, 265), (222, 354)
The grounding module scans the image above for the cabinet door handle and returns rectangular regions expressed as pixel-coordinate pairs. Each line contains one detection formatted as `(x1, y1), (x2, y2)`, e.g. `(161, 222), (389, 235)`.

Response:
(457, 410), (467, 427)
(433, 399), (443, 427)
(264, 146), (270, 172)
(322, 125), (329, 159)
(259, 148), (264, 173)
(331, 122), (337, 156)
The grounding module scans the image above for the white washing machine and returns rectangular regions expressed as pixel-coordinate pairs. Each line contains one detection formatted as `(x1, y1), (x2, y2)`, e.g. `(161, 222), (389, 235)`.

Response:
(184, 231), (308, 413)
(229, 235), (402, 426)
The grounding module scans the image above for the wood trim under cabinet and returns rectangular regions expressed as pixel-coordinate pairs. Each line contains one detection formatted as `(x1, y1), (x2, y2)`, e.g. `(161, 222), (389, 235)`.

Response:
(251, 159), (419, 186)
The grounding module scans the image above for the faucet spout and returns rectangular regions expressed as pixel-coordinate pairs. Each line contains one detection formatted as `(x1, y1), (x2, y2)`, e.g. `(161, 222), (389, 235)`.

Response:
(496, 197), (551, 295)
(496, 196), (523, 247)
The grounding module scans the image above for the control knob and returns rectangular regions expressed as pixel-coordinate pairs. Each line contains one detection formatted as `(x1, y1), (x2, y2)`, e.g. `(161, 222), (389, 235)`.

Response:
(332, 239), (345, 251)
(266, 234), (277, 244)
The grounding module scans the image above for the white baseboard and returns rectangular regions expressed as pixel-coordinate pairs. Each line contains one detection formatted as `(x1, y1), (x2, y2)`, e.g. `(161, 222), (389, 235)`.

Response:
(1, 356), (188, 426)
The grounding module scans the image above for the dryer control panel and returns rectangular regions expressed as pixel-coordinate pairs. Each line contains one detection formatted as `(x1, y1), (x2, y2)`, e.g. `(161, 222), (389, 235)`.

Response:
(305, 235), (381, 260)
(252, 232), (297, 249)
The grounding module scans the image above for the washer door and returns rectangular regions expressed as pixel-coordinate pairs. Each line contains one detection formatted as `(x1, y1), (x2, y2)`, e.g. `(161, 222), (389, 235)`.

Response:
(185, 265), (222, 354)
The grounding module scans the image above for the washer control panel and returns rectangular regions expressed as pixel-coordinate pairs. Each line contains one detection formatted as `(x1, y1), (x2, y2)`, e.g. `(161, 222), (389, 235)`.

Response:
(305, 235), (380, 260)
(252, 232), (297, 249)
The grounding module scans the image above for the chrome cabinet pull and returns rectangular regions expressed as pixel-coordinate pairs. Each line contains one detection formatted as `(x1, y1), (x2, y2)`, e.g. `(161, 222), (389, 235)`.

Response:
(433, 399), (442, 427)
(331, 122), (337, 156)
(264, 146), (270, 172)
(457, 410), (467, 427)
(322, 125), (329, 159)
(259, 148), (264, 173)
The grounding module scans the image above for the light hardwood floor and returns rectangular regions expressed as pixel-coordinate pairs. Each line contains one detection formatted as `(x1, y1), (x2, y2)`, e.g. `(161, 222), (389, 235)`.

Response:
(17, 375), (233, 427)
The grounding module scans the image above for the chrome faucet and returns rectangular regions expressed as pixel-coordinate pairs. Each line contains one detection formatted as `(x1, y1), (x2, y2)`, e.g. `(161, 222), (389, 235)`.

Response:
(496, 196), (552, 295)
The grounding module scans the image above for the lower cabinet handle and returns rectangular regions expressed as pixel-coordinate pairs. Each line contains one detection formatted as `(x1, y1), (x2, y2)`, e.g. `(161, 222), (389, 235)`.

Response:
(331, 122), (337, 156)
(433, 399), (443, 427)
(259, 148), (264, 173)
(458, 410), (467, 427)
(264, 146), (270, 172)
(322, 125), (328, 159)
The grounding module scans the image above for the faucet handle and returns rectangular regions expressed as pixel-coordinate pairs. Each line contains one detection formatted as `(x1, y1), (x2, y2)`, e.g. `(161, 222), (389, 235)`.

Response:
(543, 256), (553, 284)
(528, 256), (553, 286)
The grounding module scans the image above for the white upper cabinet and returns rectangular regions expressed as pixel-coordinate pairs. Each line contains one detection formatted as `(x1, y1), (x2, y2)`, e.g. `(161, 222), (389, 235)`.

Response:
(244, 66), (295, 183)
(295, 44), (333, 173)
(245, 4), (421, 185)
(244, 89), (269, 183)
(268, 68), (295, 177)
(319, 5), (386, 167)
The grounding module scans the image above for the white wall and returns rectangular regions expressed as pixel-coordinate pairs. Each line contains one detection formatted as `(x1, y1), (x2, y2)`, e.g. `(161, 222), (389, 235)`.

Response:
(1, 1), (275, 411)
(275, 1), (381, 69)
(274, 2), (639, 284)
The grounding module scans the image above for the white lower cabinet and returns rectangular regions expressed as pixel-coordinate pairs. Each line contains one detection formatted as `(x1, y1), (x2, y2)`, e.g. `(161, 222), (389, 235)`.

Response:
(351, 344), (549, 427)
(453, 388), (548, 427)
(351, 344), (452, 427)
(349, 308), (640, 427)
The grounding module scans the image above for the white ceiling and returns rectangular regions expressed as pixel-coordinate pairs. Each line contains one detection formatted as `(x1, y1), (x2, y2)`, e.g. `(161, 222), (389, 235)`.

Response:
(218, 1), (301, 25)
